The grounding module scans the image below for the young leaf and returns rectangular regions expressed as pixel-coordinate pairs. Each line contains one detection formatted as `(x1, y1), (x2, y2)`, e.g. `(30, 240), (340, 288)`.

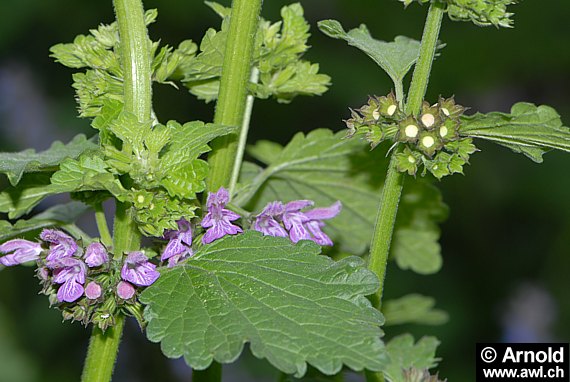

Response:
(383, 334), (440, 382)
(141, 232), (388, 377)
(181, 3), (330, 103)
(318, 20), (421, 90)
(0, 135), (97, 186)
(460, 103), (570, 162)
(391, 181), (448, 275)
(158, 121), (236, 199)
(50, 155), (127, 200)
(382, 294), (448, 326)
(0, 202), (90, 242)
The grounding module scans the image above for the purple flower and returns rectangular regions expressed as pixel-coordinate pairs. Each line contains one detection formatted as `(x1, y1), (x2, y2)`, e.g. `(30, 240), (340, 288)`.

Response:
(84, 242), (109, 267)
(0, 239), (42, 266)
(201, 187), (243, 244)
(303, 201), (342, 246)
(40, 229), (78, 265)
(162, 219), (193, 267)
(85, 282), (102, 300)
(253, 202), (288, 238)
(282, 200), (315, 243)
(121, 252), (160, 286)
(52, 257), (87, 303)
(117, 281), (136, 300)
(256, 200), (342, 246)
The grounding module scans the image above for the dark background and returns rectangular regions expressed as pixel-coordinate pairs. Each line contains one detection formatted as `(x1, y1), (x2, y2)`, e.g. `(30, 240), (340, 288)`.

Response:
(0, 1), (569, 381)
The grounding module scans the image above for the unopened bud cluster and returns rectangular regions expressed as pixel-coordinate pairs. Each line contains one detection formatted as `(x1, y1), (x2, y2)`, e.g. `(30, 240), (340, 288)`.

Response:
(345, 93), (477, 179)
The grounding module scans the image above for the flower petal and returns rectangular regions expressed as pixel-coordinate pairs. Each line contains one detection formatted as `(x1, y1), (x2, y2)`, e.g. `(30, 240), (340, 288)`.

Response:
(284, 200), (314, 212)
(304, 201), (342, 221)
(84, 242), (109, 267)
(57, 279), (84, 303)
(306, 220), (333, 246)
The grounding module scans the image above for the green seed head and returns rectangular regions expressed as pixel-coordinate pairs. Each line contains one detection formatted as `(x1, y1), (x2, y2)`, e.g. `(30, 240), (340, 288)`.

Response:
(417, 131), (442, 157)
(398, 116), (420, 143)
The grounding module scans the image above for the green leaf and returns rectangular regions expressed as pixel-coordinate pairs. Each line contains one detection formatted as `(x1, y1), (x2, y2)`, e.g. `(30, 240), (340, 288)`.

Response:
(239, 129), (388, 254)
(392, 181), (448, 275)
(50, 155), (127, 199)
(141, 231), (387, 377)
(0, 135), (98, 186)
(460, 102), (570, 162)
(318, 20), (421, 89)
(383, 334), (440, 382)
(383, 294), (448, 326)
(0, 202), (90, 242)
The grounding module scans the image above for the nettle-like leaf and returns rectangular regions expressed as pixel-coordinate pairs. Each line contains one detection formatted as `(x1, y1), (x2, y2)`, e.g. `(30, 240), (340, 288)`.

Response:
(391, 181), (448, 275)
(383, 334), (440, 382)
(238, 129), (447, 265)
(398, 0), (516, 28)
(181, 2), (330, 103)
(0, 135), (97, 186)
(318, 20), (421, 91)
(0, 202), (90, 242)
(51, 9), (197, 118)
(141, 232), (388, 377)
(383, 294), (448, 326)
(460, 102), (570, 163)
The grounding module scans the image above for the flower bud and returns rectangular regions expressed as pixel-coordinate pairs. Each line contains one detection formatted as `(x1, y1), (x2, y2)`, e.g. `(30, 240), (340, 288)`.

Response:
(85, 281), (103, 300)
(117, 281), (136, 300)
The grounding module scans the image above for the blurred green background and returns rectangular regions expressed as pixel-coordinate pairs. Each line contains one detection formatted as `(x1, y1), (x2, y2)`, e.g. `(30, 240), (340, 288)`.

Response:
(0, 0), (569, 381)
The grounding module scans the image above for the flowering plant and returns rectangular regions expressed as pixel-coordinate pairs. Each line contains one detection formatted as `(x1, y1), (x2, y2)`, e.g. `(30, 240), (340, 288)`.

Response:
(0, 0), (569, 381)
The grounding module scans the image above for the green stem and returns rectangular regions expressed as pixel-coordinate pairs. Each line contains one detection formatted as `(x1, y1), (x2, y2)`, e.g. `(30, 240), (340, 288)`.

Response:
(206, 0), (263, 194)
(81, 0), (150, 380)
(406, 2), (445, 115)
(365, 4), (444, 382)
(193, 363), (222, 382)
(95, 204), (113, 248)
(367, 152), (405, 310)
(81, 316), (125, 382)
(229, 67), (259, 196)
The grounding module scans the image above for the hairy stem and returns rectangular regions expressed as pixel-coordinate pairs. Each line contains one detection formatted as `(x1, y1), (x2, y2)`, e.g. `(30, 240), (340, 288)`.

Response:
(206, 0), (263, 194)
(81, 316), (125, 382)
(95, 204), (113, 248)
(365, 4), (444, 382)
(81, 0), (150, 380)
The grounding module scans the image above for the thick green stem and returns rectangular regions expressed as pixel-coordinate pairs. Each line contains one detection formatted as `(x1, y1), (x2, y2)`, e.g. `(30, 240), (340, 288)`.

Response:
(95, 204), (113, 248)
(206, 0), (263, 193)
(365, 4), (444, 382)
(81, 0), (150, 380)
(81, 317), (125, 382)
(367, 152), (405, 310)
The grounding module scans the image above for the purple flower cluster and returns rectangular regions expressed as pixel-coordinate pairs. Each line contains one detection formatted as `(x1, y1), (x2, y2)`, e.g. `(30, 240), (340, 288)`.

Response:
(156, 188), (342, 264)
(0, 229), (160, 304)
(253, 200), (342, 246)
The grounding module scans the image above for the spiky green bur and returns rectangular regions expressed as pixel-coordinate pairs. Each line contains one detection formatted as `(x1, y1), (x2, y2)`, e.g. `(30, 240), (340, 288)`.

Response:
(398, 0), (517, 28)
(346, 95), (476, 179)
